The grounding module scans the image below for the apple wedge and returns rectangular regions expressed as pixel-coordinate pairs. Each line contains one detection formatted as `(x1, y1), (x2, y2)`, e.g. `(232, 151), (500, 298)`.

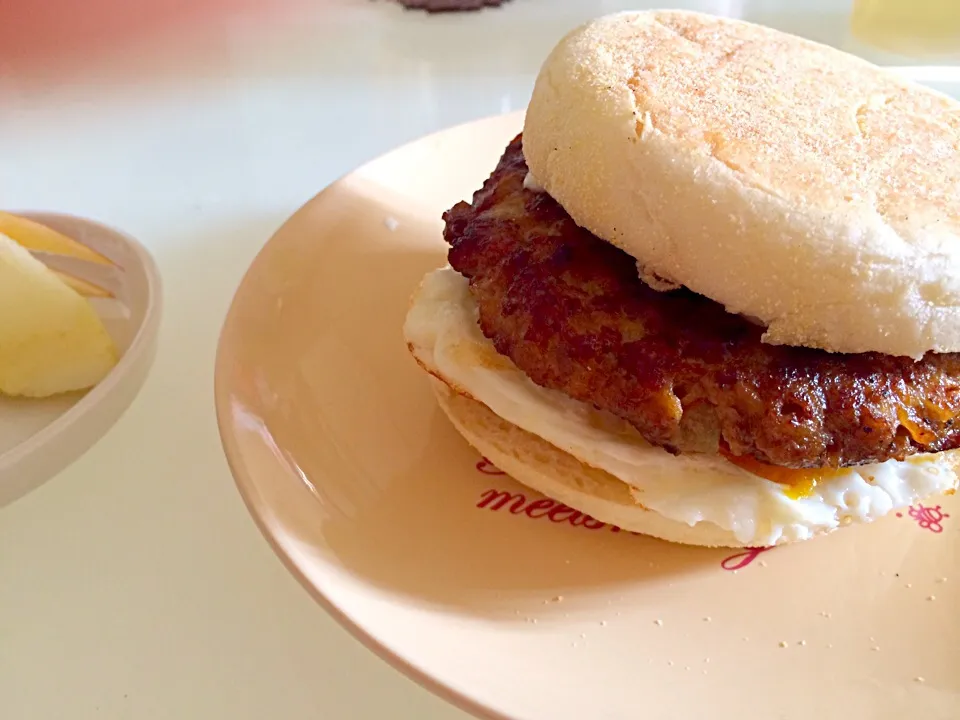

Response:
(0, 232), (119, 398)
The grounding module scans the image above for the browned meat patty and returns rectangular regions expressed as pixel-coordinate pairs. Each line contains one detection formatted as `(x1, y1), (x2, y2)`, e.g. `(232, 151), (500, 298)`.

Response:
(444, 135), (960, 469)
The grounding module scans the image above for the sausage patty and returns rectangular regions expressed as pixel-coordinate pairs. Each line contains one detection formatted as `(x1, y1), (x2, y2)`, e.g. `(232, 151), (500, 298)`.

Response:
(444, 135), (960, 469)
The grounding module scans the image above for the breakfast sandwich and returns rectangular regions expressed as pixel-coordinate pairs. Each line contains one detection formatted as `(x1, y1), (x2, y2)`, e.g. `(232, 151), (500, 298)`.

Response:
(404, 10), (960, 548)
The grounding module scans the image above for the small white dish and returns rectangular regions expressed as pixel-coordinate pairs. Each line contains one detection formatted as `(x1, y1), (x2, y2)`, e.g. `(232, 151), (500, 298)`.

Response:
(0, 212), (162, 507)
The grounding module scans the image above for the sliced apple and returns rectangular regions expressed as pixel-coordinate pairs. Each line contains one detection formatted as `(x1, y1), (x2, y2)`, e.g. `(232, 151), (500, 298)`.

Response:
(0, 232), (118, 398)
(0, 211), (115, 266)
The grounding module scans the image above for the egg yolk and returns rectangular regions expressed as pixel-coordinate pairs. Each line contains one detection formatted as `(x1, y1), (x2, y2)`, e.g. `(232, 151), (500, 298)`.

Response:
(719, 449), (844, 499)
(451, 340), (516, 371)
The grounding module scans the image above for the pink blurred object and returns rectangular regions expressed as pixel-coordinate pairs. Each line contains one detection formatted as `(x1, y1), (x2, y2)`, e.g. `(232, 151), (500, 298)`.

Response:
(0, 0), (275, 77)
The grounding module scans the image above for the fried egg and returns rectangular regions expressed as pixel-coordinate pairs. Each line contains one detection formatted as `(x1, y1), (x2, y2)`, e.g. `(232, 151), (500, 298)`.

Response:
(405, 267), (959, 547)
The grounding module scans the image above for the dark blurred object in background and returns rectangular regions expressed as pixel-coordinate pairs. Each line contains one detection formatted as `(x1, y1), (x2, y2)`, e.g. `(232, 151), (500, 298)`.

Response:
(395, 0), (512, 13)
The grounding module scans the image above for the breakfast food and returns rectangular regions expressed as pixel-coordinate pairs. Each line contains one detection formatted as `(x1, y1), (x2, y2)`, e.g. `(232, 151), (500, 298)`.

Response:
(522, 11), (960, 360)
(444, 139), (960, 470)
(403, 10), (960, 547)
(0, 216), (118, 398)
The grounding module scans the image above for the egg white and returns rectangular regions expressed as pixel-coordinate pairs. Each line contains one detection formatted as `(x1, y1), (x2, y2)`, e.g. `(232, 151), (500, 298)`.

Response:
(405, 267), (959, 546)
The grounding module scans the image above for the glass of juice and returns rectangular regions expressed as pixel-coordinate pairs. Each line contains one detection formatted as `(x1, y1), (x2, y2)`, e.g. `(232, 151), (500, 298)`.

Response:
(851, 0), (960, 58)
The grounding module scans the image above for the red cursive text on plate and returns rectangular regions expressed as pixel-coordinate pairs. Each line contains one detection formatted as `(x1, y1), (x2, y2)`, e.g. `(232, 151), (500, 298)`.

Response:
(476, 488), (633, 533)
(720, 546), (774, 571)
(475, 457), (506, 475)
(470, 458), (954, 573)
(473, 459), (765, 569)
(474, 485), (783, 570)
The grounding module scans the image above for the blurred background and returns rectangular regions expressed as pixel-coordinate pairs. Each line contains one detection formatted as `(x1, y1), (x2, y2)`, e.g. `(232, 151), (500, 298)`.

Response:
(2, 0), (958, 89)
(2, 0), (958, 222)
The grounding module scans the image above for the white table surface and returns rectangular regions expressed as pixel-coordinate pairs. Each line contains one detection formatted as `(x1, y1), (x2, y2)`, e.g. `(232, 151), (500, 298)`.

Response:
(1, 1), (957, 718)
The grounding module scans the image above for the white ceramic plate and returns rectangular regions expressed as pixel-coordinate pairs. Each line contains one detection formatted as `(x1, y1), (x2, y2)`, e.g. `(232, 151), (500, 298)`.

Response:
(0, 212), (162, 507)
(215, 113), (959, 720)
